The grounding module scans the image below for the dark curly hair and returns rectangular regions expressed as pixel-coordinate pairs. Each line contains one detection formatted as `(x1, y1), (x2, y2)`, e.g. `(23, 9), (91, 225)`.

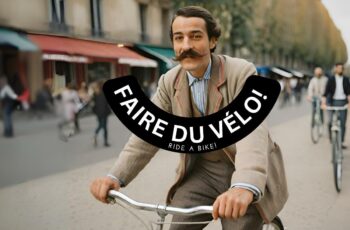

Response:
(169, 6), (221, 52)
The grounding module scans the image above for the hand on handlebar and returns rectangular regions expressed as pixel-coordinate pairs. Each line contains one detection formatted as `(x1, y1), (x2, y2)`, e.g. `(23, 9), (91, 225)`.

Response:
(90, 177), (121, 204)
(212, 187), (254, 220)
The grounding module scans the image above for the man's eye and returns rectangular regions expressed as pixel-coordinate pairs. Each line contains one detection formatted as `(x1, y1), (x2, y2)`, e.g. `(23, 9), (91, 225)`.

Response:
(174, 36), (183, 41)
(193, 34), (202, 40)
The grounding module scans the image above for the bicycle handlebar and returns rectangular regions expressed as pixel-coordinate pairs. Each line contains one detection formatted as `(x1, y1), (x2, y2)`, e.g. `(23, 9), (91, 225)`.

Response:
(107, 190), (213, 216)
(325, 104), (348, 111)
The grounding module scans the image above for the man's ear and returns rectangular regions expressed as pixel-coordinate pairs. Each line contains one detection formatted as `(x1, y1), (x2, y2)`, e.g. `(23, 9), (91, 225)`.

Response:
(209, 37), (218, 50)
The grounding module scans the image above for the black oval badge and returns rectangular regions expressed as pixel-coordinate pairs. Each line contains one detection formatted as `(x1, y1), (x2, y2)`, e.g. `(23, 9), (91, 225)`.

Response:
(103, 75), (280, 153)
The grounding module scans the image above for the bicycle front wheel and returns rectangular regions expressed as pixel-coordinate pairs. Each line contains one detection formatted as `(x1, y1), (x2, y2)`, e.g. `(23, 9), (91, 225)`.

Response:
(334, 162), (342, 193)
(311, 118), (320, 143)
(332, 131), (342, 192)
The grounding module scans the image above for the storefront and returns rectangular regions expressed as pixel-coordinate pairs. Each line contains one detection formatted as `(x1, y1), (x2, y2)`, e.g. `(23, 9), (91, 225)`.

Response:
(29, 34), (157, 97)
(0, 27), (38, 103)
(133, 44), (176, 76)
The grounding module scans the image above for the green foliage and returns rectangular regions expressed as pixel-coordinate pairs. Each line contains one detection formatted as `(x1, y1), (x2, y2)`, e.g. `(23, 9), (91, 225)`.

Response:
(171, 0), (348, 68)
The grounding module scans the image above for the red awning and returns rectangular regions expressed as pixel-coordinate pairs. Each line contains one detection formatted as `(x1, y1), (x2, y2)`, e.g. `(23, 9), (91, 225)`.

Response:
(28, 34), (157, 67)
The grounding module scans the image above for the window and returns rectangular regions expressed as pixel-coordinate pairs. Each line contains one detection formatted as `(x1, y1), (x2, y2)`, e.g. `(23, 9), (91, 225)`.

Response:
(87, 62), (110, 83)
(139, 3), (148, 42)
(49, 0), (69, 32)
(55, 61), (73, 85)
(50, 0), (65, 24)
(90, 0), (103, 37)
(161, 8), (170, 44)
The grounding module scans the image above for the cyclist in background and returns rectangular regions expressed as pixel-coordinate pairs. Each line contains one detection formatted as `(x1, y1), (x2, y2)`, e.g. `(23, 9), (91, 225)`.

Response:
(307, 67), (328, 126)
(322, 63), (350, 149)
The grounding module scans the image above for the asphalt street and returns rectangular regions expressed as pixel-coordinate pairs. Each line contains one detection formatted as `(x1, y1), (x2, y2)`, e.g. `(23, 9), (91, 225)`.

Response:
(0, 96), (309, 188)
(1, 96), (350, 229)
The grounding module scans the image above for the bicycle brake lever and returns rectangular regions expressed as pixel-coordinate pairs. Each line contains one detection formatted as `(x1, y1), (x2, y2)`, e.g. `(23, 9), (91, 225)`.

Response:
(107, 197), (116, 204)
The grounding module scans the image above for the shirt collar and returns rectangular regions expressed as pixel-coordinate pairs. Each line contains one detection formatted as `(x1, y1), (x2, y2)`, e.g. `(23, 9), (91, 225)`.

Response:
(335, 74), (343, 78)
(187, 59), (212, 86)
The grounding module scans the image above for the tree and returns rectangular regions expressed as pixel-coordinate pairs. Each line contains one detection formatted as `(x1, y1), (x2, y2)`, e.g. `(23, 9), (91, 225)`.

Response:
(171, 0), (348, 68)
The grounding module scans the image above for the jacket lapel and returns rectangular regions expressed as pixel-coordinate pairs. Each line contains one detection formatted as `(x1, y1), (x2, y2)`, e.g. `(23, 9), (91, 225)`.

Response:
(206, 55), (226, 115)
(174, 67), (192, 117)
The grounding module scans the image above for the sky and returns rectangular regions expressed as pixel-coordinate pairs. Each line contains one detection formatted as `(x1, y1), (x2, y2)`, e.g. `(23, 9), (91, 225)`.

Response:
(322, 0), (350, 64)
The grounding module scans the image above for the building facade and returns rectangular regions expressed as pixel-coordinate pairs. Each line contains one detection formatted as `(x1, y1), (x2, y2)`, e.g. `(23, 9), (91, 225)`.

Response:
(0, 0), (173, 102)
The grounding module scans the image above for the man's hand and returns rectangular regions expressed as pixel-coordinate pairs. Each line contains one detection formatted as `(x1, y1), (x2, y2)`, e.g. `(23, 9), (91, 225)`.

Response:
(212, 187), (254, 220)
(90, 177), (120, 203)
(321, 97), (327, 110)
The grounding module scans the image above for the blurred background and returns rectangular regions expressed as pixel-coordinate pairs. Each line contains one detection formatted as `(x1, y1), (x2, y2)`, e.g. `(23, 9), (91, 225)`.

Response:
(0, 0), (350, 229)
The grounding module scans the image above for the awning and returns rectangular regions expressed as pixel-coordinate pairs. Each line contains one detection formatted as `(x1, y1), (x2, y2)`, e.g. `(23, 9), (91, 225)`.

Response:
(291, 70), (304, 78)
(118, 57), (157, 68)
(136, 44), (176, 69)
(28, 34), (157, 67)
(271, 67), (293, 78)
(0, 28), (38, 51)
(256, 66), (271, 77)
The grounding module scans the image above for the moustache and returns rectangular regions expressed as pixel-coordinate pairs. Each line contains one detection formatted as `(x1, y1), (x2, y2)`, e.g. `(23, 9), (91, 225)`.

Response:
(173, 49), (204, 61)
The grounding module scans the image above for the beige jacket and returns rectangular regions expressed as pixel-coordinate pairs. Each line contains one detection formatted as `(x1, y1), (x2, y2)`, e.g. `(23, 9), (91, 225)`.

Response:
(109, 54), (288, 223)
(307, 76), (328, 98)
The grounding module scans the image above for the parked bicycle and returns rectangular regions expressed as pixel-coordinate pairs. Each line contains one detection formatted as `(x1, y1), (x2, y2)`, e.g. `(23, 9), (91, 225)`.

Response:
(311, 97), (324, 143)
(326, 104), (348, 192)
(107, 190), (284, 230)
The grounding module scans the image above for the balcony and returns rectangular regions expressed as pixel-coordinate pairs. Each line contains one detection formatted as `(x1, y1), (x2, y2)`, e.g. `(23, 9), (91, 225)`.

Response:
(91, 29), (105, 38)
(49, 22), (72, 34)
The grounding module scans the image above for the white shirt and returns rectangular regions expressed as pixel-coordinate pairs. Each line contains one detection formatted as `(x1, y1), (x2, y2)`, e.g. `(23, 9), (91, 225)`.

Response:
(334, 75), (346, 100)
(0, 85), (18, 100)
(307, 76), (328, 98)
(186, 60), (212, 115)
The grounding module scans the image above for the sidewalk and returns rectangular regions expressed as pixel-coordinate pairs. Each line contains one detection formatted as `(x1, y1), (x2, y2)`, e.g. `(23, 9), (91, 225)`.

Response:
(1, 113), (350, 229)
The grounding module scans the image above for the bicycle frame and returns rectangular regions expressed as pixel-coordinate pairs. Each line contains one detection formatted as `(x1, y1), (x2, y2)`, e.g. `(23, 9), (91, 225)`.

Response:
(311, 97), (323, 143)
(315, 99), (321, 122)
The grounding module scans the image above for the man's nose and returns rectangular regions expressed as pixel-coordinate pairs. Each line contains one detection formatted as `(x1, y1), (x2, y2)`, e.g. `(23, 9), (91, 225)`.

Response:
(182, 37), (193, 51)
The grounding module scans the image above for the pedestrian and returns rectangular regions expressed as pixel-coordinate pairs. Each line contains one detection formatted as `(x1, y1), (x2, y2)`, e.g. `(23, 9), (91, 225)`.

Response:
(78, 81), (90, 105)
(72, 81), (90, 132)
(90, 6), (288, 229)
(91, 80), (111, 147)
(34, 78), (54, 119)
(307, 67), (328, 125)
(294, 78), (303, 104)
(0, 76), (18, 137)
(322, 63), (350, 149)
(56, 83), (80, 141)
(280, 78), (291, 108)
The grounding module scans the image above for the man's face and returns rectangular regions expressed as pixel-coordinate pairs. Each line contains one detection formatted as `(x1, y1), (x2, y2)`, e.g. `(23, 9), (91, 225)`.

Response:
(314, 68), (322, 77)
(335, 65), (344, 75)
(172, 16), (217, 77)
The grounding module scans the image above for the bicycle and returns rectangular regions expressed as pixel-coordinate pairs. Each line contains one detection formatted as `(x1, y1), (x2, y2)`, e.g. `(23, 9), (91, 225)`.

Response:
(107, 190), (285, 230)
(311, 97), (323, 143)
(326, 104), (348, 192)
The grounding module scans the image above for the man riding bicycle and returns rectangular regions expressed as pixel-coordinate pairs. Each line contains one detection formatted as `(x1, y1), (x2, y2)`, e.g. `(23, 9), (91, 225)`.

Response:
(90, 6), (288, 229)
(307, 67), (328, 126)
(322, 63), (350, 149)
